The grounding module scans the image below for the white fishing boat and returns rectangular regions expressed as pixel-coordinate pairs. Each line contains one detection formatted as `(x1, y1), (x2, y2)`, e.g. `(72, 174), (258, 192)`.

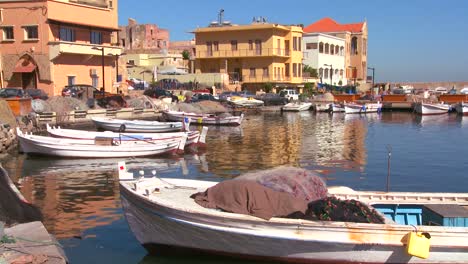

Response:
(119, 164), (468, 264)
(344, 102), (382, 114)
(313, 102), (332, 112)
(281, 102), (312, 112)
(455, 102), (468, 116)
(414, 102), (450, 115)
(91, 117), (183, 133)
(46, 124), (207, 147)
(16, 128), (184, 158)
(227, 96), (264, 107)
(163, 110), (244, 126)
(331, 103), (345, 113)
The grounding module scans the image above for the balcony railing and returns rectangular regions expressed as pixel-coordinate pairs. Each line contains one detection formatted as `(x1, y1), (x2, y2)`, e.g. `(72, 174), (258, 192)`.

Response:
(240, 75), (293, 83)
(198, 48), (291, 59)
(49, 41), (122, 60)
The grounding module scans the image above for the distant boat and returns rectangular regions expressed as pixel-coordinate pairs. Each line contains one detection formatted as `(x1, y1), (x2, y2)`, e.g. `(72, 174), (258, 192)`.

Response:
(46, 124), (206, 147)
(455, 102), (468, 116)
(17, 128), (183, 158)
(282, 102), (312, 112)
(227, 96), (264, 107)
(344, 102), (382, 114)
(414, 102), (450, 115)
(119, 164), (468, 264)
(331, 103), (345, 113)
(91, 117), (183, 133)
(313, 102), (332, 112)
(163, 110), (244, 126)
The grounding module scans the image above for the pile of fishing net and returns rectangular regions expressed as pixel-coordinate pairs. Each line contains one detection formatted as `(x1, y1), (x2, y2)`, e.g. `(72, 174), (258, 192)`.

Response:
(169, 101), (229, 115)
(314, 92), (335, 102)
(235, 167), (385, 224)
(125, 95), (156, 109)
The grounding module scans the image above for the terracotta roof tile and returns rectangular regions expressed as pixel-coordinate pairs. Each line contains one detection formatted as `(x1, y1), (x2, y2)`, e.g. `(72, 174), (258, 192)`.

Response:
(304, 17), (364, 33)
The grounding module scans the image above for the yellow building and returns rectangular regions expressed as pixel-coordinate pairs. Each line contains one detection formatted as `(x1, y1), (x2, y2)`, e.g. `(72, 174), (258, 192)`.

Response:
(193, 21), (303, 92)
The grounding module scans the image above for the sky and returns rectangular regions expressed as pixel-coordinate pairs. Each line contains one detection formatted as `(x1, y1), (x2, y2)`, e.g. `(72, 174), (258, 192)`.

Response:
(118, 0), (468, 83)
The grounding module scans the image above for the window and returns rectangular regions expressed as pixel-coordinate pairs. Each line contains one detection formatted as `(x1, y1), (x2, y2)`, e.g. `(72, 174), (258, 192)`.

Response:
(255, 39), (261, 55)
(292, 63), (297, 77)
(163, 41), (166, 47)
(213, 41), (219, 51)
(298, 37), (302, 51)
(248, 40), (253, 50)
(231, 40), (238, 51)
(262, 67), (269, 77)
(121, 39), (125, 47)
(351, 37), (358, 55)
(306, 43), (317, 50)
(60, 27), (75, 42)
(293, 37), (297, 51)
(249, 68), (256, 78)
(128, 60), (135, 65)
(24, 25), (38, 40)
(274, 67), (277, 79)
(90, 31), (102, 44)
(108, 0), (113, 8)
(92, 76), (99, 88)
(206, 41), (212, 56)
(2, 26), (14, 41)
(319, 42), (324, 53)
(285, 63), (290, 77)
(67, 76), (76, 86)
(363, 38), (367, 55)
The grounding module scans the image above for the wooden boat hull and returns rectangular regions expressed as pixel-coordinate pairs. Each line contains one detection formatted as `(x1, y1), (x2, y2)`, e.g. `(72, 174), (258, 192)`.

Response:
(345, 103), (382, 114)
(455, 103), (468, 116)
(414, 103), (449, 115)
(282, 102), (312, 112)
(163, 111), (244, 126)
(46, 125), (204, 146)
(91, 117), (183, 133)
(120, 178), (468, 263)
(17, 130), (181, 158)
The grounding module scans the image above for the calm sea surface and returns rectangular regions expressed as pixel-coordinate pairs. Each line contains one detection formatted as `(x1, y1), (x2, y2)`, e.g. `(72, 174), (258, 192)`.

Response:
(2, 111), (468, 263)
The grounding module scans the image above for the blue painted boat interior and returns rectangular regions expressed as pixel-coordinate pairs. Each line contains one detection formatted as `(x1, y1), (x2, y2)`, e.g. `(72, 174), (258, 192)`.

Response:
(374, 204), (423, 225)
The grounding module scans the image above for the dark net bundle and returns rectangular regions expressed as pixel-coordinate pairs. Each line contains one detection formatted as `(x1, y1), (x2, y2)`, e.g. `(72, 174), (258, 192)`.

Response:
(304, 196), (385, 224)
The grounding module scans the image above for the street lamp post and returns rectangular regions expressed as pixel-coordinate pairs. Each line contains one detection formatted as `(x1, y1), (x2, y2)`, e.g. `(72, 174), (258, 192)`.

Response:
(324, 64), (333, 86)
(92, 46), (105, 91)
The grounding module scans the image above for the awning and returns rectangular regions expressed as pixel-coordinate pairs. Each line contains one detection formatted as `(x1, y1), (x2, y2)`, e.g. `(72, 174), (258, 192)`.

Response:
(13, 59), (36, 73)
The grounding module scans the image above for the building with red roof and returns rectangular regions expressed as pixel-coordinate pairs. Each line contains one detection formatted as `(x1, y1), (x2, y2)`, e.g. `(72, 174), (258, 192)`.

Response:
(303, 18), (368, 85)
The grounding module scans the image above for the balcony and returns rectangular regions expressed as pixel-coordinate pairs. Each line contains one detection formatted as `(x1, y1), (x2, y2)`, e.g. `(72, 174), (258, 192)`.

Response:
(197, 48), (291, 59)
(240, 75), (293, 83)
(49, 42), (122, 60)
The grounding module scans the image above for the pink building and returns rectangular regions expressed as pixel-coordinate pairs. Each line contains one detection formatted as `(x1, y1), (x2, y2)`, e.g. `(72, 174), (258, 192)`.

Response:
(119, 18), (170, 53)
(0, 0), (122, 96)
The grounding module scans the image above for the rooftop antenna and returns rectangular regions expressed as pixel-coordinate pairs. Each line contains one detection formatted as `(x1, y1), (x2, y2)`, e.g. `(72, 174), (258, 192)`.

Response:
(218, 9), (224, 26)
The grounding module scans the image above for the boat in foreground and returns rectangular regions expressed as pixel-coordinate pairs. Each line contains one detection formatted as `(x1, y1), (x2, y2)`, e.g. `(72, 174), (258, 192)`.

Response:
(414, 102), (450, 115)
(281, 102), (312, 112)
(331, 103), (345, 113)
(119, 164), (468, 264)
(344, 102), (382, 114)
(91, 117), (183, 133)
(46, 124), (207, 146)
(163, 110), (244, 126)
(17, 128), (183, 158)
(455, 102), (468, 115)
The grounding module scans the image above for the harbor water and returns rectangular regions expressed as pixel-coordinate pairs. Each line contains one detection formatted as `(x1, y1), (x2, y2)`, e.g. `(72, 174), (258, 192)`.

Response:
(2, 111), (468, 263)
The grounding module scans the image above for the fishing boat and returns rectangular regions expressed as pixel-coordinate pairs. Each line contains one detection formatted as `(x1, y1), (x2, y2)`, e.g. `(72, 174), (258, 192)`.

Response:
(163, 110), (244, 126)
(16, 128), (184, 158)
(281, 102), (312, 112)
(91, 117), (183, 133)
(46, 124), (207, 147)
(313, 102), (332, 112)
(330, 103), (345, 113)
(455, 102), (468, 116)
(414, 102), (450, 115)
(118, 164), (468, 264)
(227, 96), (264, 107)
(344, 102), (382, 114)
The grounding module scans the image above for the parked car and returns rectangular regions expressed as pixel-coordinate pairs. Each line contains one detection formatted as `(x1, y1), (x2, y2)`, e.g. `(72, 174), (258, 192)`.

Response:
(279, 89), (299, 101)
(62, 84), (113, 99)
(191, 93), (219, 103)
(0, 88), (27, 98)
(255, 93), (288, 106)
(25, 88), (49, 100)
(144, 88), (179, 102)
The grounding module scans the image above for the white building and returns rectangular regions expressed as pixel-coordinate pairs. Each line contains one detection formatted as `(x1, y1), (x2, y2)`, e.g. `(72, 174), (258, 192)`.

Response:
(303, 33), (346, 85)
